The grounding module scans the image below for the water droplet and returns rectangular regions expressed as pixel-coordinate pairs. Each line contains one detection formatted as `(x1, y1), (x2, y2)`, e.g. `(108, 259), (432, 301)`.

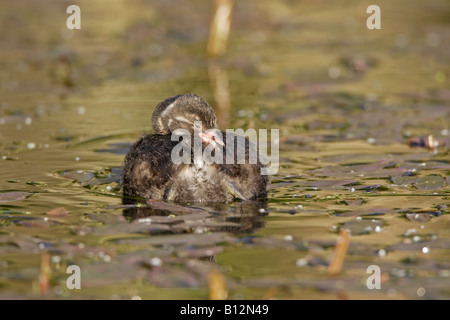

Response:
(416, 287), (426, 297)
(438, 270), (450, 277)
(27, 142), (36, 150)
(413, 236), (421, 242)
(295, 258), (308, 267)
(150, 257), (163, 267)
(77, 106), (86, 115)
(24, 117), (32, 125)
(75, 157), (80, 161)
(375, 226), (382, 233)
(378, 249), (386, 257)
(284, 235), (293, 241)
(422, 247), (430, 254)
(138, 218), (152, 224)
(328, 66), (341, 79)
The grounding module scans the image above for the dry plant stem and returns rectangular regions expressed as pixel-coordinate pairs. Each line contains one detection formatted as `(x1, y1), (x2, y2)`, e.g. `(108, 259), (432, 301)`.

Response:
(39, 252), (50, 296)
(328, 229), (350, 276)
(207, 0), (234, 57)
(208, 269), (228, 300)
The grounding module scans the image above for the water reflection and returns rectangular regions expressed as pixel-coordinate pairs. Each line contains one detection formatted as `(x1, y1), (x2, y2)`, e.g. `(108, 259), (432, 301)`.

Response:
(122, 199), (267, 234)
(208, 61), (231, 129)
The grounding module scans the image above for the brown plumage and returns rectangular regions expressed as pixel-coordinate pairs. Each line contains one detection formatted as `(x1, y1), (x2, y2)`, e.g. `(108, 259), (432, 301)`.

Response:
(121, 94), (268, 203)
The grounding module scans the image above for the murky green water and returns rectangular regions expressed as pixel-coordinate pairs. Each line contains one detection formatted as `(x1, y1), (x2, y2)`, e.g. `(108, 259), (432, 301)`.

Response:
(1, 0), (449, 299)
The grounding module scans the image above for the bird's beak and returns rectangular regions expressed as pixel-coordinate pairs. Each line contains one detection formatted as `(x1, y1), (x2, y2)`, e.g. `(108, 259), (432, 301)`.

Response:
(199, 129), (225, 147)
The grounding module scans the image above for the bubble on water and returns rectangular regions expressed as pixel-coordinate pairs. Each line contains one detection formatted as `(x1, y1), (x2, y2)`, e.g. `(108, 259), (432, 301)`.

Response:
(392, 268), (406, 278)
(38, 243), (45, 250)
(378, 249), (386, 257)
(43, 217), (48, 222)
(258, 208), (266, 214)
(77, 106), (86, 115)
(284, 235), (293, 241)
(51, 256), (61, 264)
(439, 270), (450, 277)
(375, 226), (382, 233)
(350, 187), (355, 192)
(75, 157), (80, 161)
(416, 287), (426, 297)
(295, 258), (308, 267)
(103, 255), (111, 263)
(2, 156), (6, 160)
(27, 142), (36, 150)
(150, 257), (163, 267)
(24, 117), (32, 125)
(413, 236), (421, 242)
(367, 138), (376, 144)
(328, 66), (341, 79)
(422, 247), (430, 254)
(138, 218), (152, 224)
(356, 216), (362, 221)
(106, 186), (112, 191)
(405, 228), (416, 236)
